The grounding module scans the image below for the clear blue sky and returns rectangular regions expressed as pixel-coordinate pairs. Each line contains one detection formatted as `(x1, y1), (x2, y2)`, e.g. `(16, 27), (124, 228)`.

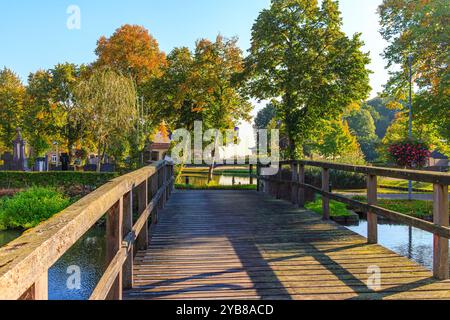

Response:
(0, 0), (388, 101)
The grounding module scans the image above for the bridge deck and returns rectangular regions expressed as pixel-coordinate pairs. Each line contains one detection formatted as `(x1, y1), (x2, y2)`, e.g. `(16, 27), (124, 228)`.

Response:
(124, 190), (450, 300)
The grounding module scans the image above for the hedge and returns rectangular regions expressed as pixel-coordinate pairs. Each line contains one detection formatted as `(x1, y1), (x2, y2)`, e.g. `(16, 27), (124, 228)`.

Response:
(0, 171), (119, 190)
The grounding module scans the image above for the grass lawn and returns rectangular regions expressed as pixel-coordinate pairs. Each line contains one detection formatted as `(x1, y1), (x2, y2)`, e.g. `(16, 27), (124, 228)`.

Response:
(351, 195), (440, 219)
(180, 166), (254, 177)
(305, 198), (353, 217)
(378, 178), (433, 192)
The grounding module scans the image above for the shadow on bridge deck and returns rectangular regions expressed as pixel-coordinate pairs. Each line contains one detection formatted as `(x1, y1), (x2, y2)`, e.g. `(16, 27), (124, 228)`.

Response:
(124, 190), (450, 300)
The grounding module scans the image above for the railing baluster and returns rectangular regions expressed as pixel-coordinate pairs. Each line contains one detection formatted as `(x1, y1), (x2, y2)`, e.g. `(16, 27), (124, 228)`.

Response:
(433, 183), (449, 280)
(298, 164), (305, 208)
(136, 180), (148, 251)
(367, 174), (378, 244)
(122, 191), (133, 290)
(106, 197), (123, 300)
(322, 168), (330, 220)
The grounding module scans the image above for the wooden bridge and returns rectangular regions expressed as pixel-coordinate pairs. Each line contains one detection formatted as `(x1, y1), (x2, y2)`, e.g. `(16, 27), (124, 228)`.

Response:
(0, 160), (449, 300)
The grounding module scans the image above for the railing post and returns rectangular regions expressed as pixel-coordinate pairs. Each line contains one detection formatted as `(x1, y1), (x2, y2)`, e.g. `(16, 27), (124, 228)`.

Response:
(276, 163), (282, 199)
(291, 162), (298, 204)
(122, 191), (133, 290)
(136, 180), (148, 251)
(249, 164), (254, 186)
(106, 197), (123, 300)
(367, 174), (378, 244)
(298, 164), (305, 208)
(322, 167), (330, 220)
(433, 183), (449, 280)
(256, 164), (261, 192)
(151, 172), (159, 225)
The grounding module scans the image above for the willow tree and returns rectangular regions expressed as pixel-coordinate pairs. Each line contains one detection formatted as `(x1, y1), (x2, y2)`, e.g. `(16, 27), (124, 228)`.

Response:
(74, 68), (137, 172)
(245, 0), (371, 159)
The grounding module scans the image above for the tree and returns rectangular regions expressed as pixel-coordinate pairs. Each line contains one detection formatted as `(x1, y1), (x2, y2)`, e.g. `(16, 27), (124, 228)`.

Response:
(73, 68), (138, 172)
(149, 36), (252, 180)
(95, 24), (166, 86)
(254, 103), (277, 129)
(309, 118), (364, 162)
(379, 0), (450, 140)
(24, 70), (62, 157)
(346, 108), (380, 161)
(0, 68), (25, 150)
(245, 0), (371, 159)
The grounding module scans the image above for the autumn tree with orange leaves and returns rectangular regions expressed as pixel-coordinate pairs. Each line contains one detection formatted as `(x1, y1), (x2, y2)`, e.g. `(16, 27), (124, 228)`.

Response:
(94, 24), (166, 86)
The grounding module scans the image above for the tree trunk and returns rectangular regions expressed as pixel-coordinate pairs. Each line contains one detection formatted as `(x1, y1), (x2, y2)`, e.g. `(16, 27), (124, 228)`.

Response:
(96, 142), (102, 173)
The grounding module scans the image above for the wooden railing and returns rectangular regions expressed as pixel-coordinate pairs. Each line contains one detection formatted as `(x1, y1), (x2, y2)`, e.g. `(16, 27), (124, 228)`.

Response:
(257, 160), (450, 280)
(0, 160), (174, 300)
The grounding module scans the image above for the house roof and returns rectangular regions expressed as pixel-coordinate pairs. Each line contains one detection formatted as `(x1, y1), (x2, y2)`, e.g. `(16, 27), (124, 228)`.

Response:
(151, 143), (170, 150)
(430, 150), (449, 160)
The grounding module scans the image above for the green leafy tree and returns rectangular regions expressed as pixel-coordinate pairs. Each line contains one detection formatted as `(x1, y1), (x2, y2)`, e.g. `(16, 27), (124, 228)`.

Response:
(254, 103), (277, 129)
(0, 68), (25, 151)
(73, 68), (138, 172)
(149, 36), (252, 180)
(245, 0), (371, 159)
(346, 108), (380, 161)
(379, 0), (450, 140)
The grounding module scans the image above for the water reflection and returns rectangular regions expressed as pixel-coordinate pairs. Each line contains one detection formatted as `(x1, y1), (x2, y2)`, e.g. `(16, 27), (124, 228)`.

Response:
(181, 174), (254, 186)
(347, 218), (450, 271)
(48, 226), (106, 300)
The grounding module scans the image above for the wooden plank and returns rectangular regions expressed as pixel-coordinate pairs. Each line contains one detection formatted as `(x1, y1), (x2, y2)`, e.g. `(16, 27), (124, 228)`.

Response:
(122, 191), (133, 289)
(136, 180), (149, 251)
(322, 168), (330, 220)
(282, 160), (450, 185)
(106, 197), (123, 300)
(433, 184), (449, 280)
(367, 174), (378, 244)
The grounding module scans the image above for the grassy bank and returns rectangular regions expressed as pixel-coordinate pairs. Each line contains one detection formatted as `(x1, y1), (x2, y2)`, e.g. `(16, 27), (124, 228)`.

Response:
(378, 178), (433, 193)
(351, 195), (440, 219)
(305, 198), (354, 217)
(175, 184), (256, 191)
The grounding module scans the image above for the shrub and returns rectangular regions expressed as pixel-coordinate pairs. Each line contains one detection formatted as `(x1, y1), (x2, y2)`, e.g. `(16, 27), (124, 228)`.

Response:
(0, 187), (71, 230)
(305, 198), (352, 217)
(388, 139), (430, 168)
(0, 171), (118, 195)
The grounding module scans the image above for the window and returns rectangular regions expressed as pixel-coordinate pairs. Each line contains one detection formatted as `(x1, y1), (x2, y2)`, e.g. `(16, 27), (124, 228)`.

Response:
(51, 154), (57, 163)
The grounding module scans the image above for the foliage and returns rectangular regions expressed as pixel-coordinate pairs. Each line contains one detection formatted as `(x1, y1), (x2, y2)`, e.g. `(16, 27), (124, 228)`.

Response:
(254, 103), (277, 129)
(308, 118), (365, 162)
(378, 0), (450, 141)
(346, 107), (380, 161)
(305, 198), (352, 217)
(175, 184), (256, 191)
(244, 0), (371, 158)
(388, 139), (430, 168)
(73, 68), (138, 171)
(0, 68), (25, 149)
(352, 196), (437, 219)
(94, 24), (166, 85)
(0, 187), (71, 230)
(0, 171), (118, 190)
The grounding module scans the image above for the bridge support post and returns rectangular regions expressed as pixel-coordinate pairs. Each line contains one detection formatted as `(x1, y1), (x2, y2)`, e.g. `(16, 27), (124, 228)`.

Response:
(322, 168), (330, 220)
(249, 164), (254, 186)
(433, 184), (449, 280)
(291, 163), (298, 205)
(122, 191), (133, 290)
(298, 164), (305, 208)
(137, 180), (149, 251)
(106, 197), (123, 300)
(367, 174), (378, 244)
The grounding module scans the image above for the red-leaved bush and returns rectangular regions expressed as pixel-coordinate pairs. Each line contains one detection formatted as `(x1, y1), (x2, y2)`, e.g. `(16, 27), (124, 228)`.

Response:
(388, 140), (430, 168)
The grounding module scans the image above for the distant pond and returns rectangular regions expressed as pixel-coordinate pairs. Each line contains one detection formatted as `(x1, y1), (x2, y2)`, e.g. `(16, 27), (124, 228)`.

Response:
(180, 173), (255, 186)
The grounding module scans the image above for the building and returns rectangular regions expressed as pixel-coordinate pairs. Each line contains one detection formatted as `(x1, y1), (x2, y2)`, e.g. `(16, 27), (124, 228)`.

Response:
(144, 124), (171, 162)
(429, 150), (449, 171)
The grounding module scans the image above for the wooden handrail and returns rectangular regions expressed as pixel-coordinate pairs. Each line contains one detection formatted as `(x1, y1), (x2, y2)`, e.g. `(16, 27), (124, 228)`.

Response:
(0, 160), (174, 300)
(258, 160), (450, 280)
